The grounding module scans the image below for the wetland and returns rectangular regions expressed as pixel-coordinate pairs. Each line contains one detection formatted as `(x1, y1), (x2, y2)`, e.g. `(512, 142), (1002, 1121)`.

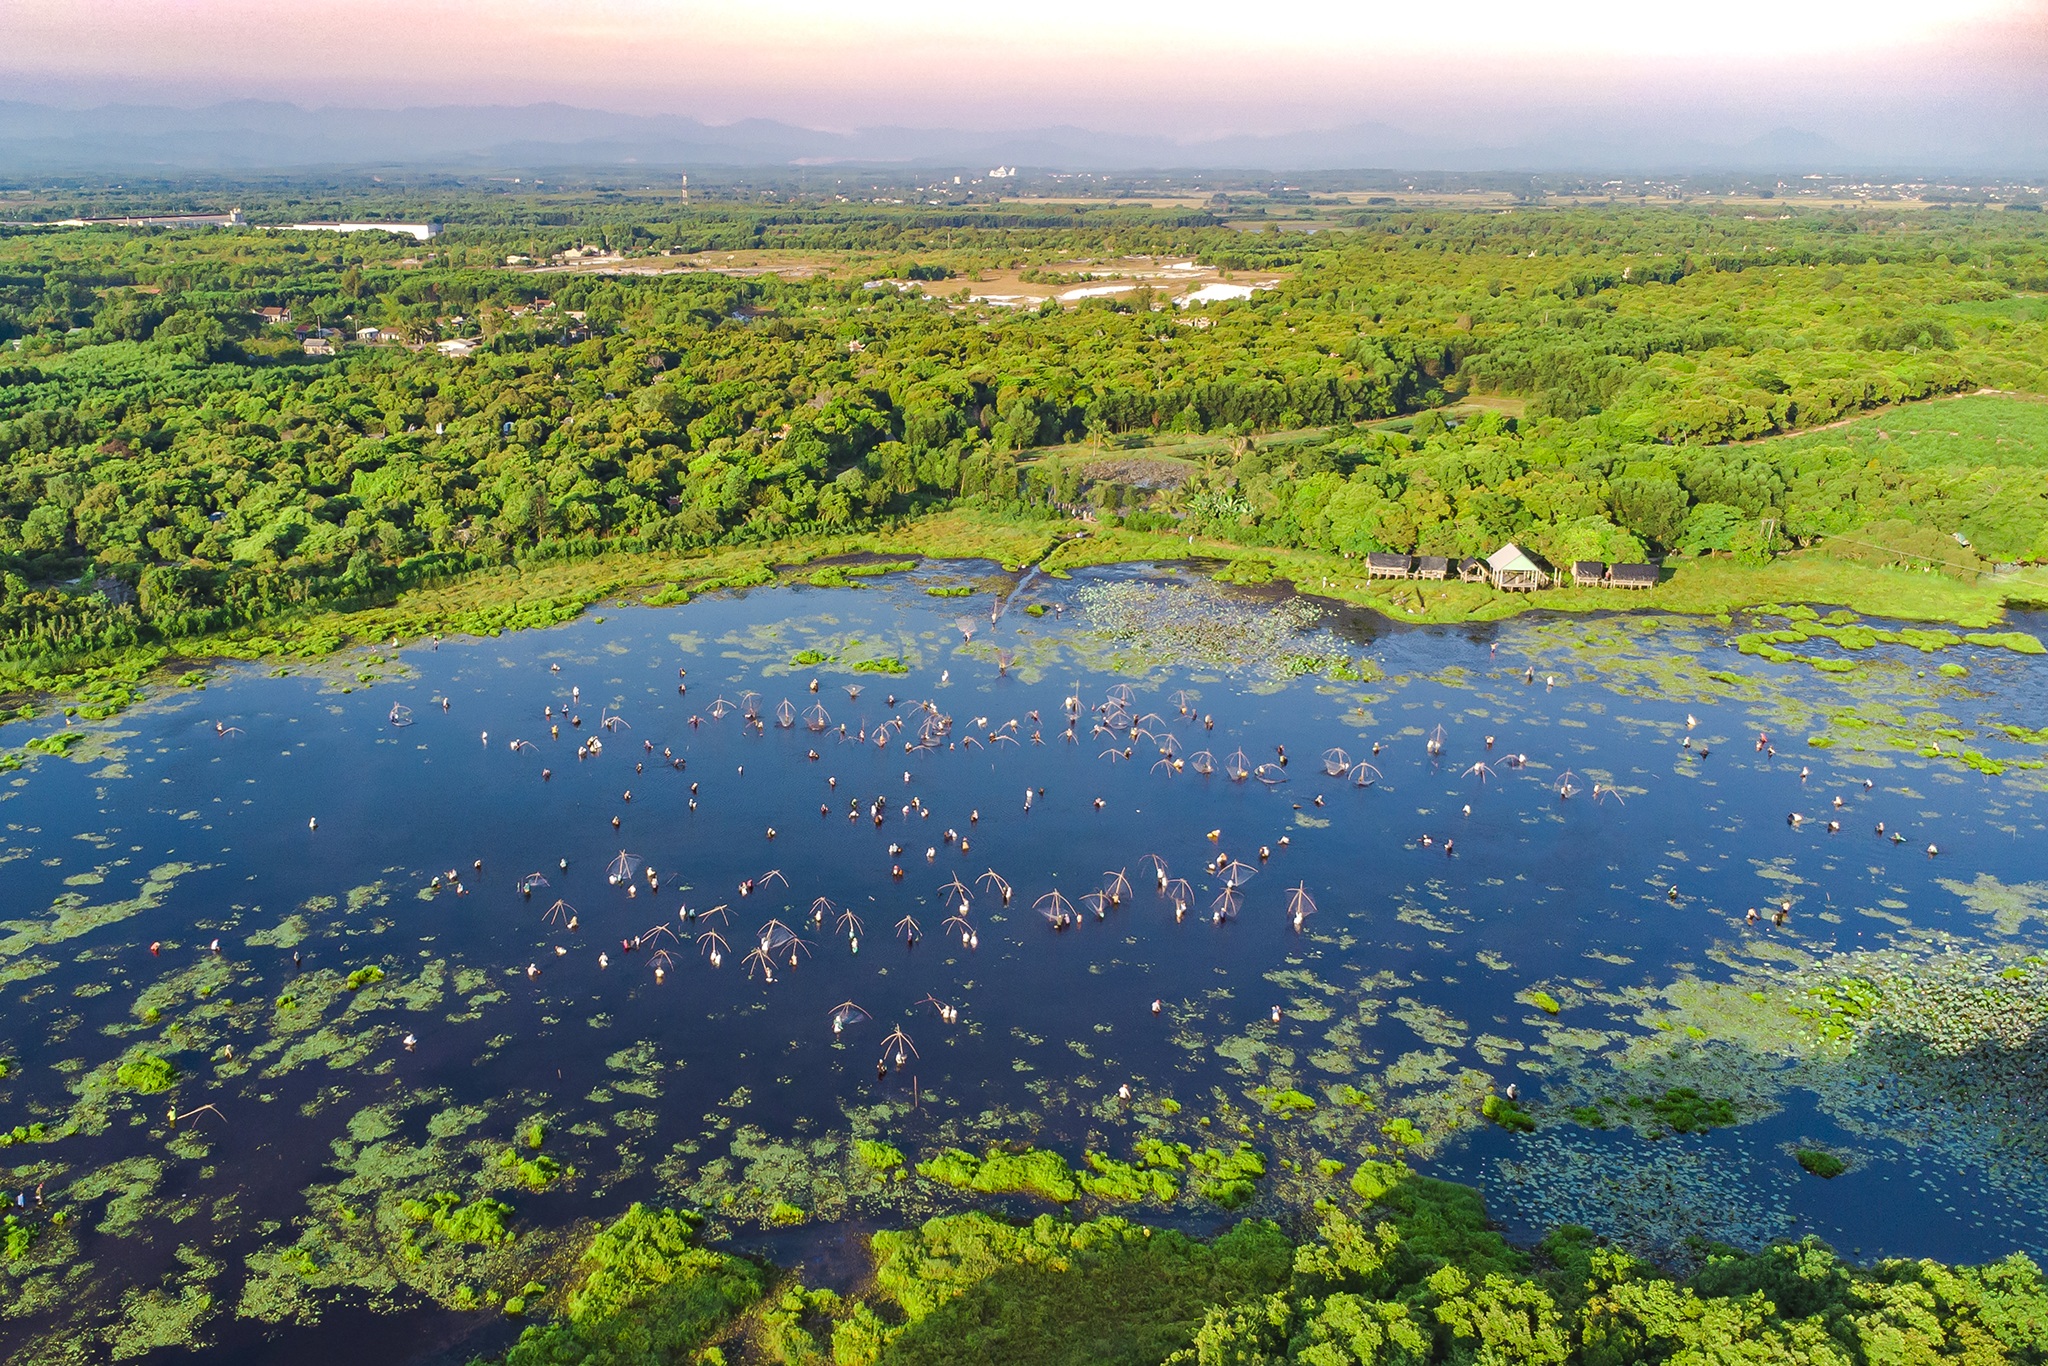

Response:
(2, 559), (2046, 1361)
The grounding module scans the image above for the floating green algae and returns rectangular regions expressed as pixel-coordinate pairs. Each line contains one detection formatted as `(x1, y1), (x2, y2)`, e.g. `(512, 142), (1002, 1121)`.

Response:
(915, 1146), (1078, 1203)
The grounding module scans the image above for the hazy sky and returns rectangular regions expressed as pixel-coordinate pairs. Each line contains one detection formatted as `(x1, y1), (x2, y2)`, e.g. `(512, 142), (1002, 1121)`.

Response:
(6, 0), (2046, 146)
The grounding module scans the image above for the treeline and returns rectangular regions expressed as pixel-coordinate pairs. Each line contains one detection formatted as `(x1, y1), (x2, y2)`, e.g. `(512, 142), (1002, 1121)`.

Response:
(1, 203), (2045, 670)
(500, 1166), (2048, 1366)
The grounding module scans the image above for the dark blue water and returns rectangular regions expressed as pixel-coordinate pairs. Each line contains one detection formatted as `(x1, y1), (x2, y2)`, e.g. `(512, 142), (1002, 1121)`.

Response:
(3, 562), (2043, 1361)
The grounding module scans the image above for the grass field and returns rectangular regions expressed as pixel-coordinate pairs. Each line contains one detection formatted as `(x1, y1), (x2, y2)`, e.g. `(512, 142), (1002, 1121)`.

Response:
(1748, 390), (2048, 471)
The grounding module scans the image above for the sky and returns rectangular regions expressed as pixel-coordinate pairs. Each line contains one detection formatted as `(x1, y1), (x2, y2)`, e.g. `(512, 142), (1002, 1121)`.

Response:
(4, 0), (2046, 155)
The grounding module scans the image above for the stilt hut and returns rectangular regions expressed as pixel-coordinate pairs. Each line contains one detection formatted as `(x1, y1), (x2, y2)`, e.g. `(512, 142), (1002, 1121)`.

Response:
(1366, 552), (1414, 580)
(1457, 558), (1489, 583)
(1610, 562), (1659, 589)
(1486, 543), (1550, 591)
(1571, 560), (1607, 587)
(1415, 555), (1450, 581)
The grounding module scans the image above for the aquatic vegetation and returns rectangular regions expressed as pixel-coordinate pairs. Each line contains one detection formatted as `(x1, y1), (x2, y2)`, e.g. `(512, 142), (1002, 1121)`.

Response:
(2, 1213), (37, 1261)
(343, 966), (385, 991)
(855, 1140), (905, 1174)
(915, 1147), (1078, 1203)
(402, 1192), (515, 1247)
(1076, 1152), (1177, 1203)
(0, 860), (201, 967)
(1, 558), (2044, 1359)
(1073, 579), (1330, 676)
(1639, 1087), (1738, 1135)
(856, 1211), (1291, 1366)
(851, 657), (909, 675)
(504, 1204), (762, 1366)
(498, 1149), (567, 1192)
(1187, 1143), (1266, 1208)
(1380, 1119), (1423, 1147)
(1493, 1129), (1796, 1268)
(1964, 631), (2046, 654)
(1940, 873), (2048, 937)
(1795, 1148), (1847, 1178)
(1481, 1094), (1537, 1133)
(111, 1052), (177, 1094)
(1251, 1086), (1317, 1117)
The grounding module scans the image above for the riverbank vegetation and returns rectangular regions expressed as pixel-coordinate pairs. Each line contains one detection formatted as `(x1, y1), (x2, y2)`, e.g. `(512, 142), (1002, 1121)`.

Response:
(3, 197), (2047, 714)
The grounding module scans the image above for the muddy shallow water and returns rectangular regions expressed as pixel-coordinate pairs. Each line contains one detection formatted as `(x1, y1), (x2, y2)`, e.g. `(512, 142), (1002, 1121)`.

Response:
(3, 560), (2044, 1361)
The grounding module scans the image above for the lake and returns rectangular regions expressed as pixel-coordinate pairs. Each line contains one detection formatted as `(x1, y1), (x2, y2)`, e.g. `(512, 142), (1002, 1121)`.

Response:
(3, 558), (2045, 1362)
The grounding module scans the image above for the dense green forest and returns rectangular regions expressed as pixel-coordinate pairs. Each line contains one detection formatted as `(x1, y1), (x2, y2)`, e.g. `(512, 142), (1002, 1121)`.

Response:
(2, 196), (2046, 699)
(497, 1166), (2048, 1366)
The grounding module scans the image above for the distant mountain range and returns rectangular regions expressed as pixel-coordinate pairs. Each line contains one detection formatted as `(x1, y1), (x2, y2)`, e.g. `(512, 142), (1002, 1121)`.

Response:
(0, 100), (2038, 175)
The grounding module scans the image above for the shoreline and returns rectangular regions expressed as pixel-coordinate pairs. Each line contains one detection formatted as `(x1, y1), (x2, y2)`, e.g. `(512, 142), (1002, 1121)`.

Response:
(4, 507), (2043, 727)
